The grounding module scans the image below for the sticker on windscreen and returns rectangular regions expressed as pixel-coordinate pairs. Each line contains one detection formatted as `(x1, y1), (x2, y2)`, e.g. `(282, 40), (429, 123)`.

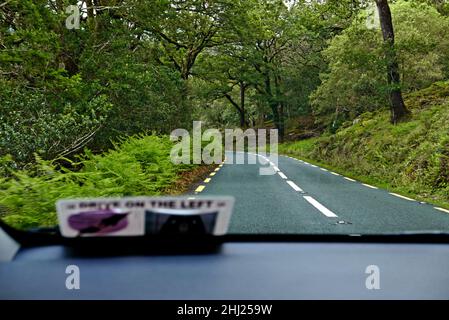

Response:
(56, 197), (234, 237)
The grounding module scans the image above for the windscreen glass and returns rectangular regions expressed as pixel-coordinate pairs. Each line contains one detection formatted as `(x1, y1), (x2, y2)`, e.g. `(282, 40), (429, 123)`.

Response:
(1, 0), (449, 236)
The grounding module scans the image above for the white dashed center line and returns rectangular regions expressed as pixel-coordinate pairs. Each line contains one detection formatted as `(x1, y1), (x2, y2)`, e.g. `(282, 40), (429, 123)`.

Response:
(278, 172), (288, 179)
(303, 196), (338, 218)
(286, 180), (303, 192)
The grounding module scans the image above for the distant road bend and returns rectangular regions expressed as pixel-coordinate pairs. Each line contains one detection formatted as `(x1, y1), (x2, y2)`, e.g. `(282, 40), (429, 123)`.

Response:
(192, 152), (449, 234)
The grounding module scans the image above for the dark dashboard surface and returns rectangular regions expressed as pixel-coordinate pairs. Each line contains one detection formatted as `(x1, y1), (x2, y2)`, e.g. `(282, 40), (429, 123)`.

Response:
(2, 241), (449, 299)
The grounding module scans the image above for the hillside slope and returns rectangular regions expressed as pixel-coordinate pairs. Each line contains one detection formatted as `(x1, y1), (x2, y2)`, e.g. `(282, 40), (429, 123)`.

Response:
(280, 81), (449, 208)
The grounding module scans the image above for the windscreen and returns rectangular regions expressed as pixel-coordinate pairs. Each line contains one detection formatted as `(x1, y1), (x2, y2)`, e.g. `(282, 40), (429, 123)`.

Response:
(1, 0), (449, 237)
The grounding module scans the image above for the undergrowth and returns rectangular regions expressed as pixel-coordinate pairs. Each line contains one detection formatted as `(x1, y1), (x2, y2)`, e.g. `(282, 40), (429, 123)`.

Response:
(0, 135), (197, 229)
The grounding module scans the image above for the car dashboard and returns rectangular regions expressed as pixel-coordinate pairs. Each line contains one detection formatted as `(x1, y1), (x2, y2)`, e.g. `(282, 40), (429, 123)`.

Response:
(2, 226), (449, 300)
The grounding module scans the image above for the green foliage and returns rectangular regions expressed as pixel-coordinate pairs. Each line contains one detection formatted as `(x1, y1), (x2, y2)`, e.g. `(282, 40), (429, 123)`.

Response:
(129, 0), (236, 79)
(0, 135), (195, 229)
(0, 84), (111, 166)
(3, 0), (449, 230)
(311, 0), (449, 130)
(0, 0), (194, 169)
(280, 81), (449, 206)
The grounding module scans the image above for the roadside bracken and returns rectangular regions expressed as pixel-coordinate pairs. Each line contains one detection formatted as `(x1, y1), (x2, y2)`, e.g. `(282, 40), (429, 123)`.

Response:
(0, 135), (202, 230)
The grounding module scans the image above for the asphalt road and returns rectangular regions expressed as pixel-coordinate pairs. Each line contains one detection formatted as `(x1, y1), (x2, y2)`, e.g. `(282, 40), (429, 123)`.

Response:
(193, 152), (449, 234)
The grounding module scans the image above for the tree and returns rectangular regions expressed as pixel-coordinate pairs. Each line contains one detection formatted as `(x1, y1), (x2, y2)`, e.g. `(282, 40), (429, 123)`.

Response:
(194, 0), (294, 133)
(0, 0), (112, 165)
(0, 0), (195, 166)
(311, 0), (449, 130)
(130, 0), (234, 80)
(194, 50), (253, 128)
(375, 0), (410, 123)
(242, 0), (364, 139)
(234, 0), (293, 140)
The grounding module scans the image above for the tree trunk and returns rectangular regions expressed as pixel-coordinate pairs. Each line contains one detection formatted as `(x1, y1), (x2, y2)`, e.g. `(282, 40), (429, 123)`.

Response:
(239, 82), (247, 128)
(257, 70), (284, 141)
(274, 74), (285, 142)
(55, 0), (64, 11)
(86, 0), (95, 19)
(279, 102), (285, 142)
(376, 0), (410, 124)
(224, 92), (247, 128)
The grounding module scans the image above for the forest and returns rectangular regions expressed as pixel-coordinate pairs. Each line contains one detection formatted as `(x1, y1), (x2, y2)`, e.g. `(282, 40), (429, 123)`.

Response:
(1, 0), (449, 228)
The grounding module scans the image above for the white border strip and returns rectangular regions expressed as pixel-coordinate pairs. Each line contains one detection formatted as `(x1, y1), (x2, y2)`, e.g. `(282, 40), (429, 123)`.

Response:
(435, 207), (449, 214)
(390, 193), (415, 202)
(362, 183), (378, 189)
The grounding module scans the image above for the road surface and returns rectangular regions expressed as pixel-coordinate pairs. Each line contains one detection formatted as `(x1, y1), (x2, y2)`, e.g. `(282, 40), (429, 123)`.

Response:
(192, 152), (449, 234)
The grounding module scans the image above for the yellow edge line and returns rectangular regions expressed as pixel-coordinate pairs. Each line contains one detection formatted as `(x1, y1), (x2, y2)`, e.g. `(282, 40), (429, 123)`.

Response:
(195, 185), (205, 193)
